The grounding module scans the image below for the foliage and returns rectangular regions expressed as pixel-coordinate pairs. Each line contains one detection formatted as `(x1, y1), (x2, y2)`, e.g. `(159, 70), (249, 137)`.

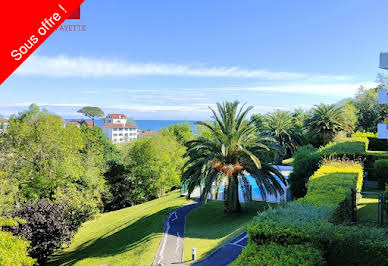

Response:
(161, 122), (194, 145)
(7, 199), (78, 263)
(320, 138), (368, 154)
(183, 101), (285, 213)
(368, 137), (388, 151)
(48, 191), (189, 266)
(306, 104), (345, 145)
(341, 100), (358, 134)
(77, 106), (104, 126)
(247, 204), (388, 266)
(374, 159), (388, 189)
(0, 217), (35, 266)
(288, 145), (321, 199)
(0, 172), (18, 215)
(103, 161), (149, 211)
(297, 160), (363, 223)
(232, 243), (326, 266)
(261, 110), (303, 162)
(124, 134), (185, 198)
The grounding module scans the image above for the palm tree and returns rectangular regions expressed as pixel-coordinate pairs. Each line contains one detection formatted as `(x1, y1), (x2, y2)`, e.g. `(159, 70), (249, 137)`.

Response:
(261, 110), (303, 163)
(306, 104), (345, 145)
(183, 101), (286, 213)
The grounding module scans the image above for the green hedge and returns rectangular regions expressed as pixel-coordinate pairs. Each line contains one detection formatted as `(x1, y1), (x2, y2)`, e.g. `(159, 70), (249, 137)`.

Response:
(297, 161), (363, 223)
(232, 242), (326, 266)
(247, 204), (388, 266)
(368, 137), (388, 151)
(374, 159), (388, 189)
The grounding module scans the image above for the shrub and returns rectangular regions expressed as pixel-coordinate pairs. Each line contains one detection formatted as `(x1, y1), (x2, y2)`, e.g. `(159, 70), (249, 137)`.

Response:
(0, 218), (35, 266)
(374, 159), (388, 189)
(320, 138), (368, 154)
(247, 204), (388, 266)
(232, 243), (326, 266)
(297, 160), (363, 223)
(7, 199), (75, 263)
(289, 145), (321, 199)
(367, 137), (388, 151)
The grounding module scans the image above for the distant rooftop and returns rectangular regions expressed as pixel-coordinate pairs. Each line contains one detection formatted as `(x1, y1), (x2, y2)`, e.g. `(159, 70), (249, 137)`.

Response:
(107, 114), (127, 119)
(0, 118), (8, 122)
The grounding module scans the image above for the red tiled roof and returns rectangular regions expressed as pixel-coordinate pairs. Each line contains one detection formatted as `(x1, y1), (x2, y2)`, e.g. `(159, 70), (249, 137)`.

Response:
(0, 118), (9, 122)
(102, 123), (137, 129)
(66, 120), (95, 127)
(108, 114), (127, 119)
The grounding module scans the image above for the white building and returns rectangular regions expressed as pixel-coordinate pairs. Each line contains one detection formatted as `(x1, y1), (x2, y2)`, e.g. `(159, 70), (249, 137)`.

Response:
(0, 118), (8, 134)
(378, 53), (388, 139)
(102, 114), (137, 143)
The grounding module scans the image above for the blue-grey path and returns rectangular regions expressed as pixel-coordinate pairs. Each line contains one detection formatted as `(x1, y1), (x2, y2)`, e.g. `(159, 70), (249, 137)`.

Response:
(154, 201), (200, 266)
(191, 232), (247, 266)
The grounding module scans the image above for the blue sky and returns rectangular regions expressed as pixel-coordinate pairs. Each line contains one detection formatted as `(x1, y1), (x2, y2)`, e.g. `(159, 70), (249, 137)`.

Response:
(1, 0), (388, 120)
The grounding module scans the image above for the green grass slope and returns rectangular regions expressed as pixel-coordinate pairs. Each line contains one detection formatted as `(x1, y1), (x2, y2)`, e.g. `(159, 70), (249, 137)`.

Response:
(49, 191), (191, 266)
(183, 201), (272, 262)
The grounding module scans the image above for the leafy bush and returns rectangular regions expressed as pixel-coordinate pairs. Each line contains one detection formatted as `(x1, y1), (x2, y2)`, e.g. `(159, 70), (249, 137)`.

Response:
(367, 137), (388, 151)
(320, 138), (368, 154)
(247, 204), (388, 266)
(374, 159), (388, 189)
(297, 160), (363, 223)
(7, 199), (76, 263)
(0, 218), (35, 266)
(232, 243), (326, 266)
(289, 145), (321, 199)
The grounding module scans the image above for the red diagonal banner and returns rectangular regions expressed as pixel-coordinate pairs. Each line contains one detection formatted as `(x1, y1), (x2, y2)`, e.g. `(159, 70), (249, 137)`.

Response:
(0, 0), (84, 85)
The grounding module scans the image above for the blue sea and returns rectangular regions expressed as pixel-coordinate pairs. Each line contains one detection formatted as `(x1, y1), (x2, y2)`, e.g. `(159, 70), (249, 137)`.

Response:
(65, 119), (199, 132)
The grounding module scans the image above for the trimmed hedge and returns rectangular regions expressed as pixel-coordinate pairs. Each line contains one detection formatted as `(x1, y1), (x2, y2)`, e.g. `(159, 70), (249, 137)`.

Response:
(232, 242), (326, 266)
(374, 159), (388, 189)
(247, 204), (388, 266)
(368, 137), (388, 151)
(297, 161), (363, 223)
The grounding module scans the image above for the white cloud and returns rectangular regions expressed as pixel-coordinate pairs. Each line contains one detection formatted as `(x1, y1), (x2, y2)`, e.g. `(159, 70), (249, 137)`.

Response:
(15, 55), (354, 81)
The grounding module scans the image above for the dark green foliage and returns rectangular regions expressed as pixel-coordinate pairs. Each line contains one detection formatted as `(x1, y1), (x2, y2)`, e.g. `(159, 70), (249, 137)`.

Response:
(77, 106), (104, 126)
(367, 137), (388, 151)
(289, 145), (320, 199)
(374, 159), (388, 189)
(232, 243), (326, 266)
(7, 199), (79, 264)
(247, 204), (388, 266)
(103, 161), (149, 211)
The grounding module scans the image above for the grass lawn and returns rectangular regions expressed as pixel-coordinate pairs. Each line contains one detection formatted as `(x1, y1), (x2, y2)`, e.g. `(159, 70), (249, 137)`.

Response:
(49, 191), (191, 266)
(183, 201), (273, 263)
(357, 188), (385, 224)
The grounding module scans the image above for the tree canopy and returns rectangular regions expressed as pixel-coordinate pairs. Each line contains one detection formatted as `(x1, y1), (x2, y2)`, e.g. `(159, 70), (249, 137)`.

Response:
(77, 106), (104, 126)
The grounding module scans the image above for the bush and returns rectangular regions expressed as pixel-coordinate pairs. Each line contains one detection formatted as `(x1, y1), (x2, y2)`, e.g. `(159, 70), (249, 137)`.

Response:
(247, 204), (388, 266)
(368, 137), (388, 151)
(0, 218), (35, 266)
(320, 138), (368, 154)
(374, 159), (388, 189)
(7, 199), (76, 263)
(289, 145), (321, 199)
(297, 160), (363, 223)
(232, 243), (326, 266)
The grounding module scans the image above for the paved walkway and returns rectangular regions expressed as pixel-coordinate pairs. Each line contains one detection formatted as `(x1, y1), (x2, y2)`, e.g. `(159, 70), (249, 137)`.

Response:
(192, 232), (247, 266)
(154, 201), (200, 266)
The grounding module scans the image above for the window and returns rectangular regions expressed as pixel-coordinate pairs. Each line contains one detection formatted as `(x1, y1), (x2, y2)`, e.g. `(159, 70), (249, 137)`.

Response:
(113, 128), (117, 131)
(113, 133), (117, 136)
(119, 133), (123, 136)
(125, 133), (128, 136)
(120, 138), (123, 141)
(119, 128), (123, 131)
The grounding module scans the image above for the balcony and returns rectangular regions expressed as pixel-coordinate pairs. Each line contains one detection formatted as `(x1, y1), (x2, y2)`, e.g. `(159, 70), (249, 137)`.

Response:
(378, 88), (388, 104)
(378, 123), (388, 139)
(380, 53), (388, 70)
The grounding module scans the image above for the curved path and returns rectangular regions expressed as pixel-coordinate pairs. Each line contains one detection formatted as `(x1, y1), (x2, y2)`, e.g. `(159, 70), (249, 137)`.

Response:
(192, 232), (247, 266)
(154, 201), (200, 266)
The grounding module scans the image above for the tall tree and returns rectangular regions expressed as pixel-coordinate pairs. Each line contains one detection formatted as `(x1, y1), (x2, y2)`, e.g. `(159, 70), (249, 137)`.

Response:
(77, 106), (104, 127)
(183, 101), (285, 213)
(161, 123), (194, 145)
(306, 104), (345, 145)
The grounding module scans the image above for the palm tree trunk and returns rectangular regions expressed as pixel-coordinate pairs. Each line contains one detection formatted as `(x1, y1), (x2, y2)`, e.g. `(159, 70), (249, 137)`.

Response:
(224, 174), (241, 213)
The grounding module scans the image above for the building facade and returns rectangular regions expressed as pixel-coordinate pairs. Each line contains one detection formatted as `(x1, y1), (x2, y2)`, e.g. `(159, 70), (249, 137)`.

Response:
(0, 118), (8, 134)
(378, 53), (388, 139)
(102, 114), (138, 143)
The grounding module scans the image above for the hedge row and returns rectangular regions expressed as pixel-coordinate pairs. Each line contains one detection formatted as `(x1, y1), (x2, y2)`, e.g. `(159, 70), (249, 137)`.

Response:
(239, 160), (388, 265)
(297, 161), (363, 223)
(232, 242), (326, 266)
(246, 204), (388, 266)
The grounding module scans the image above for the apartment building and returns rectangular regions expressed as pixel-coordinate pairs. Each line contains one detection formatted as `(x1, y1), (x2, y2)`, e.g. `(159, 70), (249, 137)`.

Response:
(102, 113), (137, 143)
